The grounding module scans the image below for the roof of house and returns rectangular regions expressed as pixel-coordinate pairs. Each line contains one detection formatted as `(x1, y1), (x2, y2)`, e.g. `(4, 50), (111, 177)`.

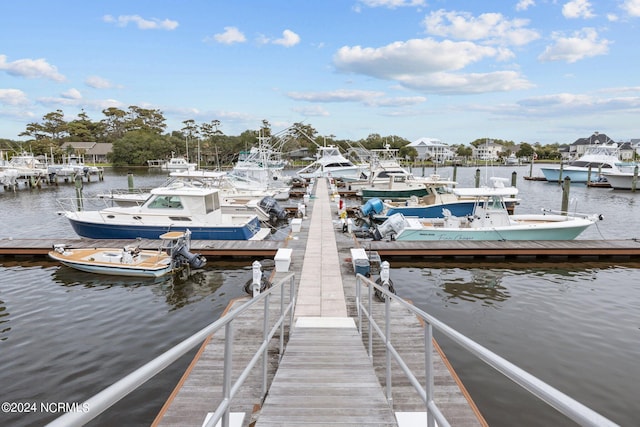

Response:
(61, 142), (112, 155)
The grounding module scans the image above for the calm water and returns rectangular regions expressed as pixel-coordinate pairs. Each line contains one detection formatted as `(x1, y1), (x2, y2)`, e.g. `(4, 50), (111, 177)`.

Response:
(1, 166), (639, 426)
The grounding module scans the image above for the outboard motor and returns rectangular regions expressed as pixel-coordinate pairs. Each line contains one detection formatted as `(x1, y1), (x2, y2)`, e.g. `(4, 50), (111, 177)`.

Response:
(169, 235), (207, 269)
(372, 213), (407, 241)
(258, 196), (288, 224)
(173, 244), (207, 269)
(359, 198), (384, 217)
(354, 198), (384, 228)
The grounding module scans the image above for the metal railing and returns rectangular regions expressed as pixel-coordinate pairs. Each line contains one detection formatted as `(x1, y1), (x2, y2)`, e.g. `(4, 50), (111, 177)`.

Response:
(355, 273), (619, 427)
(47, 272), (296, 427)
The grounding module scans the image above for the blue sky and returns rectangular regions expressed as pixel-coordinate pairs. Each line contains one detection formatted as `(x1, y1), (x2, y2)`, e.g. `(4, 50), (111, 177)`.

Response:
(1, 0), (640, 145)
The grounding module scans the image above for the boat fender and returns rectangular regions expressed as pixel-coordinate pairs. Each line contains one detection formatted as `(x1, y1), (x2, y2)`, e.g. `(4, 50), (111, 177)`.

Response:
(374, 277), (395, 302)
(244, 276), (272, 295)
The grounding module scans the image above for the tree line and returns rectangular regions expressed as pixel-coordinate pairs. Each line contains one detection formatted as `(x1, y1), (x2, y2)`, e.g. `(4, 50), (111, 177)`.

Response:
(1, 107), (564, 166)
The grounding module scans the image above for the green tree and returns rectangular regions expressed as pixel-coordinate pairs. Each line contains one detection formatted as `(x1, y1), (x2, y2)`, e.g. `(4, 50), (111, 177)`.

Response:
(110, 130), (173, 166)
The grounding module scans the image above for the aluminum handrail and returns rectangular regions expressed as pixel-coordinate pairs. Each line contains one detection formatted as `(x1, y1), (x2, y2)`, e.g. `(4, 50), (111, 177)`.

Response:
(47, 273), (296, 427)
(355, 273), (619, 427)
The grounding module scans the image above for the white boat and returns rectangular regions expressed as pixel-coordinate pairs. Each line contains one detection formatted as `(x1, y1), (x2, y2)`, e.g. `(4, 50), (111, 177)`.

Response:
(371, 187), (601, 241)
(297, 145), (366, 181)
(47, 154), (103, 177)
(540, 144), (625, 183)
(48, 230), (206, 277)
(96, 173), (288, 224)
(228, 136), (291, 200)
(345, 145), (413, 191)
(160, 155), (196, 171)
(601, 165), (640, 190)
(1, 152), (48, 178)
(58, 183), (271, 241)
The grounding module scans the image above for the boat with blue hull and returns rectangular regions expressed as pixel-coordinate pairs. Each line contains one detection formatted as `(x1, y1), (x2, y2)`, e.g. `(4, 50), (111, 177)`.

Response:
(58, 183), (270, 241)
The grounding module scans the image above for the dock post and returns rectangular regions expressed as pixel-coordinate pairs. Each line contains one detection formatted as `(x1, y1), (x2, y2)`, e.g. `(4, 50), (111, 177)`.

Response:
(128, 172), (134, 192)
(75, 173), (84, 211)
(561, 176), (570, 215)
(452, 165), (457, 186)
(511, 171), (517, 187)
(528, 159), (533, 178)
(558, 163), (564, 184)
(633, 166), (638, 192)
(251, 261), (262, 297)
(587, 165), (592, 184)
(475, 168), (480, 188)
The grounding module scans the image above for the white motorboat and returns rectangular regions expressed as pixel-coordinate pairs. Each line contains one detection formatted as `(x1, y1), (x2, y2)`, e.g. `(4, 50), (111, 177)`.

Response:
(160, 155), (197, 171)
(59, 183), (270, 240)
(297, 145), (366, 181)
(371, 187), (601, 241)
(96, 173), (288, 224)
(601, 165), (640, 190)
(48, 230), (206, 277)
(540, 144), (625, 183)
(47, 154), (103, 177)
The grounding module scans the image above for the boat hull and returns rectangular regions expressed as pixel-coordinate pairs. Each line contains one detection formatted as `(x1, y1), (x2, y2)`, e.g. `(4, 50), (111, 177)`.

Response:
(539, 167), (596, 183)
(601, 172), (639, 190)
(66, 216), (263, 240)
(360, 187), (429, 201)
(48, 250), (173, 278)
(384, 201), (475, 219)
(395, 215), (593, 241)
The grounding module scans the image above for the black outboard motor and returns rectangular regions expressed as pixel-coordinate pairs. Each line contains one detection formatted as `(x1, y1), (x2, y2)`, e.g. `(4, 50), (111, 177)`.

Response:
(174, 244), (207, 269)
(169, 234), (207, 269)
(258, 196), (288, 224)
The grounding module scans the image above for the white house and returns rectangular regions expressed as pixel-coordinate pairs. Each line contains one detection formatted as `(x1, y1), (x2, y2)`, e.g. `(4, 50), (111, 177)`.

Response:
(472, 141), (502, 161)
(409, 137), (455, 162)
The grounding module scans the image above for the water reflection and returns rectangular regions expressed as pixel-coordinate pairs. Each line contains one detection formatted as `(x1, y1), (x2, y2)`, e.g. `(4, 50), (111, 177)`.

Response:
(436, 269), (511, 305)
(0, 298), (9, 341)
(50, 266), (230, 310)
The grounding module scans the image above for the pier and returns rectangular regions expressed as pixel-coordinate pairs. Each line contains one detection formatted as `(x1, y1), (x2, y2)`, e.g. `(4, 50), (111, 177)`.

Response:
(151, 178), (485, 427)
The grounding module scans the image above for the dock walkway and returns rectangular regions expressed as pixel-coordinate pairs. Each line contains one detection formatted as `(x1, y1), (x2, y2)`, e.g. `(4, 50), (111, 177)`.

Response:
(153, 178), (485, 426)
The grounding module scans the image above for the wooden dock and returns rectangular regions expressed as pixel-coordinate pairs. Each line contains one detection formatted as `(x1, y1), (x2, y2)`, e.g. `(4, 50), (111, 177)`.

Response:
(3, 236), (640, 261)
(152, 178), (486, 427)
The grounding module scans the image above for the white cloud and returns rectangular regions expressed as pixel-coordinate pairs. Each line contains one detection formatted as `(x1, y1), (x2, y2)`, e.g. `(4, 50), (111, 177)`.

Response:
(85, 76), (113, 89)
(292, 105), (330, 116)
(103, 14), (178, 30)
(621, 0), (640, 16)
(366, 96), (427, 107)
(333, 37), (534, 94)
(538, 28), (610, 63)
(0, 55), (65, 82)
(356, 0), (425, 8)
(273, 30), (301, 47)
(562, 0), (595, 19)
(398, 70), (533, 94)
(61, 88), (82, 100)
(287, 89), (384, 103)
(258, 30), (301, 47)
(516, 0), (535, 11)
(423, 10), (540, 46)
(335, 38), (499, 77)
(0, 88), (29, 105)
(209, 26), (246, 44)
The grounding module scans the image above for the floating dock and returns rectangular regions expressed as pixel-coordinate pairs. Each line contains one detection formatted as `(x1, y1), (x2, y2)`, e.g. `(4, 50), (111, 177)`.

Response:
(151, 178), (486, 427)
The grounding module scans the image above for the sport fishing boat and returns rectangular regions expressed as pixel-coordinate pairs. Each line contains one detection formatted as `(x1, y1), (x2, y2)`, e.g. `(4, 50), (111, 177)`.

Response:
(539, 144), (624, 183)
(371, 187), (601, 241)
(297, 145), (366, 181)
(59, 183), (270, 240)
(48, 230), (207, 277)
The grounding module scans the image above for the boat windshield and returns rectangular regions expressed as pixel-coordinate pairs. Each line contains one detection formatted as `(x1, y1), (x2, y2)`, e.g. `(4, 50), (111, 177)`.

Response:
(148, 195), (184, 209)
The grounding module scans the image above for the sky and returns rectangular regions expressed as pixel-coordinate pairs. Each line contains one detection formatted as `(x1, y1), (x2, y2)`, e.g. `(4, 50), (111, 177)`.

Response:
(1, 0), (640, 146)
